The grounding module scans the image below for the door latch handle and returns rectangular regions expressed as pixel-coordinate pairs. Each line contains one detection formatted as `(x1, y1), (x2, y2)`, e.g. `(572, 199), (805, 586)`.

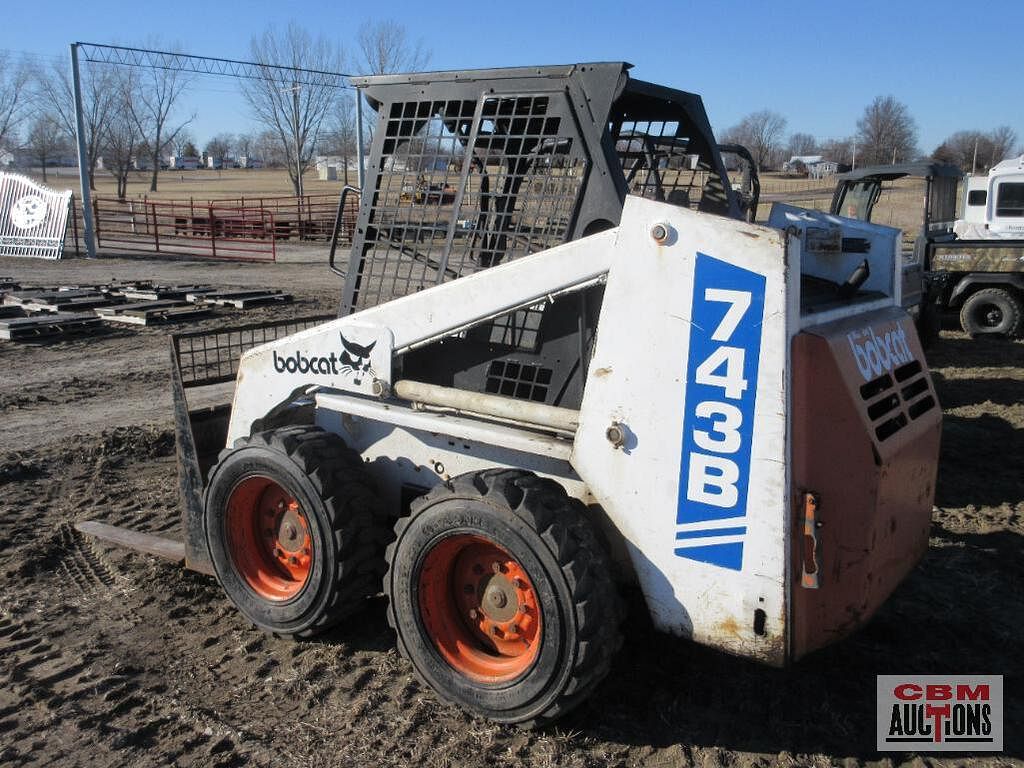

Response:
(801, 492), (822, 589)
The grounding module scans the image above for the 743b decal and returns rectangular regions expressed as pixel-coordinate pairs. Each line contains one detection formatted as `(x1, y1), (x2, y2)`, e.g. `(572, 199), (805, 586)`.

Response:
(676, 253), (766, 571)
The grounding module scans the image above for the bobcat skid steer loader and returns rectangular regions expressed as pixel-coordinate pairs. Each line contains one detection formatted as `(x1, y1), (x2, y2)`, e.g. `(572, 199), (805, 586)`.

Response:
(79, 62), (941, 727)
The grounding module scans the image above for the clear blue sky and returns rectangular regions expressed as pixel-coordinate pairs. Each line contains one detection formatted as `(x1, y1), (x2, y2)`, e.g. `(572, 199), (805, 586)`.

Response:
(3, 0), (1022, 154)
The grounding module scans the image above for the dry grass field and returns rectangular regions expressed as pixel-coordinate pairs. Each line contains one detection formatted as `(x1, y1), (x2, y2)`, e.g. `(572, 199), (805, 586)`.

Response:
(20, 167), (353, 201)
(23, 166), (928, 239)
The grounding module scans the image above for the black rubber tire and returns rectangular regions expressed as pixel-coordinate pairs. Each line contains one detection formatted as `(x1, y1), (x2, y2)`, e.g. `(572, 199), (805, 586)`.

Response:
(385, 469), (623, 727)
(959, 287), (1024, 338)
(204, 425), (390, 639)
(915, 301), (942, 350)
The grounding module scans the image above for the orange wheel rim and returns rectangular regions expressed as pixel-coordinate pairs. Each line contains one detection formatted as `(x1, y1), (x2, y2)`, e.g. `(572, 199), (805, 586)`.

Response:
(418, 534), (542, 683)
(226, 476), (312, 600)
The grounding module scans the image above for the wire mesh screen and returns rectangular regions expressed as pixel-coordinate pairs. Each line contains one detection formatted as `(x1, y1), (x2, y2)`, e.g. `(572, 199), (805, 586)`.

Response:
(347, 93), (588, 311)
(610, 120), (710, 208)
(173, 315), (334, 388)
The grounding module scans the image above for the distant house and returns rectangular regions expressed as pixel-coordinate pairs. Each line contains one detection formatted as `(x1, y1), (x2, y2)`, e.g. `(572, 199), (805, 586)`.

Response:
(238, 155), (264, 169)
(169, 155), (200, 170)
(783, 154), (839, 179)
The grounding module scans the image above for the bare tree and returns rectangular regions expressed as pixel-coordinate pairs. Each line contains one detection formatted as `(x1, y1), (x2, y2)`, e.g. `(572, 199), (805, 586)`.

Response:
(34, 61), (117, 190)
(255, 129), (286, 167)
(787, 132), (818, 157)
(103, 93), (142, 199)
(933, 130), (989, 172)
(121, 47), (194, 192)
(989, 126), (1018, 165)
(856, 95), (917, 165)
(722, 110), (787, 170)
(356, 19), (431, 75)
(932, 126), (1018, 173)
(242, 23), (345, 195)
(821, 137), (854, 166)
(26, 114), (68, 182)
(322, 94), (358, 185)
(204, 132), (235, 165)
(171, 128), (196, 159)
(0, 53), (31, 153)
(235, 132), (256, 162)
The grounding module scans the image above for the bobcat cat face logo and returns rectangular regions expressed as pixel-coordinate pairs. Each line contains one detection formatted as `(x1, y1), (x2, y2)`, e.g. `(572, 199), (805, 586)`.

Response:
(339, 333), (376, 385)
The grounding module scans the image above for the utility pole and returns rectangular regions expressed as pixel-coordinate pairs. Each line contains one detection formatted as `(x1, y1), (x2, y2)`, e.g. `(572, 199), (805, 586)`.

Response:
(972, 136), (979, 175)
(70, 43), (97, 258)
(852, 140), (857, 170)
(355, 89), (365, 190)
(291, 82), (304, 198)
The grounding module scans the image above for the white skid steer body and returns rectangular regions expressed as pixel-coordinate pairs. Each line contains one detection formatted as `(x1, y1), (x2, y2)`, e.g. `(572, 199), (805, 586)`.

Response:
(227, 196), (941, 665)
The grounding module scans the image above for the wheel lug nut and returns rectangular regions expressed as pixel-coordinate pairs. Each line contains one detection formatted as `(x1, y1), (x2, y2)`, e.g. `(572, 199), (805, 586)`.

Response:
(277, 501), (285, 510)
(469, 609), (478, 620)
(491, 561), (505, 574)
(512, 578), (525, 589)
(274, 548), (283, 558)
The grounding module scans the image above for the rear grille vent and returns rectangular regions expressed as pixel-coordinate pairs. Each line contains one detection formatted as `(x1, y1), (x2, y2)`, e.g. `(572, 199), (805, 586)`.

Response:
(859, 360), (937, 442)
(485, 360), (552, 403)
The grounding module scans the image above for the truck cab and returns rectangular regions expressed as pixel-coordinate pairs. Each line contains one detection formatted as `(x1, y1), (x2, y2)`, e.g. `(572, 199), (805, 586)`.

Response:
(957, 155), (1024, 238)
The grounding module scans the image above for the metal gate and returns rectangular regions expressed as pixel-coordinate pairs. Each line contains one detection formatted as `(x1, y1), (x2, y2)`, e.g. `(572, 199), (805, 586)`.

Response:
(0, 172), (73, 259)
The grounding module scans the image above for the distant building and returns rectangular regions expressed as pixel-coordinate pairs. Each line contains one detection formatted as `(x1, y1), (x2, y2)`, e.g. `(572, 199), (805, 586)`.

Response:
(783, 154), (839, 179)
(206, 156), (237, 169)
(238, 155), (264, 169)
(169, 155), (200, 170)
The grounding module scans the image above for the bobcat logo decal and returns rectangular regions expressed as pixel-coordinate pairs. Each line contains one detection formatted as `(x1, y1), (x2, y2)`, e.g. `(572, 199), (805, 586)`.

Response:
(271, 332), (379, 387)
(339, 333), (376, 386)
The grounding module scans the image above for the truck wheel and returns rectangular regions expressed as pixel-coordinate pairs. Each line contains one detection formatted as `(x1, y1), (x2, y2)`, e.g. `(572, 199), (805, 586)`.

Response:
(916, 302), (942, 350)
(959, 288), (1024, 338)
(204, 425), (389, 638)
(385, 469), (622, 726)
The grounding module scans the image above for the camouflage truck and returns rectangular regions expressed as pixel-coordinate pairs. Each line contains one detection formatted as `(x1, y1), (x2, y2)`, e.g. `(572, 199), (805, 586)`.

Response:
(831, 158), (1024, 339)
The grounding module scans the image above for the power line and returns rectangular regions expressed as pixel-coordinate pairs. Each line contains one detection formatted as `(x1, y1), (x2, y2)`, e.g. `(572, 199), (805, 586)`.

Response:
(75, 42), (355, 90)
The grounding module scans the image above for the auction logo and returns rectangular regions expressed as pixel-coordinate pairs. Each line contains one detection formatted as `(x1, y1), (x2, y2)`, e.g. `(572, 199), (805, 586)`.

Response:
(877, 676), (1003, 751)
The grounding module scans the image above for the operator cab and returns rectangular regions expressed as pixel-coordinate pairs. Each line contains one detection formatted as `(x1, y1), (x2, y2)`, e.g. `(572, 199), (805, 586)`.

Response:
(339, 62), (744, 411)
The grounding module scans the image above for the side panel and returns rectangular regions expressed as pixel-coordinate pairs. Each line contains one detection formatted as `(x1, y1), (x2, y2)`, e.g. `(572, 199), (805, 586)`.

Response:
(930, 242), (1024, 274)
(571, 197), (790, 664)
(790, 309), (941, 657)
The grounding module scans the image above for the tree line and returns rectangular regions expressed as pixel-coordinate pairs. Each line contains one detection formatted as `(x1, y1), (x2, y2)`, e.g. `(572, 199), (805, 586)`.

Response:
(2, 38), (1020, 196)
(720, 96), (1019, 173)
(0, 20), (427, 197)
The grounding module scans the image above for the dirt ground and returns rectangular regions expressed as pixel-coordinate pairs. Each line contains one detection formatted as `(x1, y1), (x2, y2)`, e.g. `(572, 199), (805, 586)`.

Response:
(0, 250), (1021, 767)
